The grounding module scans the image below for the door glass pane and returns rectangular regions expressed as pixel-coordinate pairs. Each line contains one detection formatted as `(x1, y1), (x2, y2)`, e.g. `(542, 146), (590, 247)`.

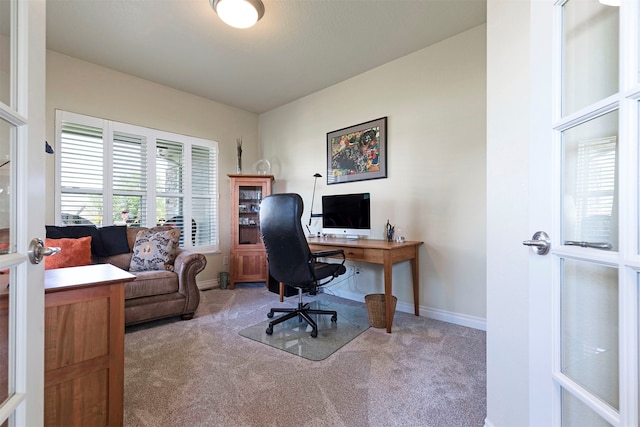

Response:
(0, 119), (11, 254)
(0, 98), (13, 416)
(562, 0), (619, 116)
(0, 0), (11, 107)
(0, 116), (11, 409)
(562, 111), (618, 251)
(561, 259), (619, 409)
(238, 185), (262, 245)
(561, 388), (613, 426)
(0, 267), (9, 408)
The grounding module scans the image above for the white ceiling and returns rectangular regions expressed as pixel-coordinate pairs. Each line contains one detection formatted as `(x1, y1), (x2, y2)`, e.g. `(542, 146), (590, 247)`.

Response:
(46, 0), (486, 114)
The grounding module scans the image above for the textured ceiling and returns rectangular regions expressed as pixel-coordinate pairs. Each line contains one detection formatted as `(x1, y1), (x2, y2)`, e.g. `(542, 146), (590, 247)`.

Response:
(46, 0), (486, 114)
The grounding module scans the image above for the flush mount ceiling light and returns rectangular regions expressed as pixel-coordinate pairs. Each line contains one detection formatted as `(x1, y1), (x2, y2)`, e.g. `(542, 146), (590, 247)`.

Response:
(210, 0), (265, 29)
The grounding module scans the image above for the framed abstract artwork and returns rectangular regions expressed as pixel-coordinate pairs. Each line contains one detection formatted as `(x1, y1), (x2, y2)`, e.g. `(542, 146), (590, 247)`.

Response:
(326, 117), (387, 185)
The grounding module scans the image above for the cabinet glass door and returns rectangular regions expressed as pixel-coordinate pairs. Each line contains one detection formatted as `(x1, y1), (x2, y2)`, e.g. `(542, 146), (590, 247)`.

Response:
(237, 185), (263, 246)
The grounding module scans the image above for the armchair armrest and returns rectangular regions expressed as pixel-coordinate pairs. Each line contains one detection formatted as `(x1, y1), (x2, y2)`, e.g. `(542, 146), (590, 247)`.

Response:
(173, 248), (207, 315)
(311, 249), (346, 272)
(311, 249), (345, 259)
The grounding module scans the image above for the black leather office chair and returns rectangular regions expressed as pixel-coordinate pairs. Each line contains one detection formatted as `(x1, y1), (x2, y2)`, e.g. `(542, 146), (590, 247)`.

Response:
(260, 193), (346, 338)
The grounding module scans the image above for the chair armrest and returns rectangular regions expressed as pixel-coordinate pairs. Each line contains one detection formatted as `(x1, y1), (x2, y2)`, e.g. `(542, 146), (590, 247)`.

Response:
(311, 249), (345, 259)
(173, 248), (207, 315)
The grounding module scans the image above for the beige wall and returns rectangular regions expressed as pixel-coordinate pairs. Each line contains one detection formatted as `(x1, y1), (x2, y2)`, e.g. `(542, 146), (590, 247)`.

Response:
(45, 51), (260, 283)
(258, 25), (487, 323)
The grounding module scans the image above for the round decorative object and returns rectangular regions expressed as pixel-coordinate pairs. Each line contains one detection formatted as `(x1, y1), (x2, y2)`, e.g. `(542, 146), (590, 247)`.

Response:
(253, 159), (271, 175)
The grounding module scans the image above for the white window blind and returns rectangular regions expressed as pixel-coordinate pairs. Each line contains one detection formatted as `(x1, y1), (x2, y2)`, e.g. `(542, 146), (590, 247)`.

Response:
(55, 110), (219, 251)
(192, 145), (217, 248)
(113, 131), (147, 226)
(575, 136), (617, 243)
(59, 121), (104, 225)
(156, 139), (186, 245)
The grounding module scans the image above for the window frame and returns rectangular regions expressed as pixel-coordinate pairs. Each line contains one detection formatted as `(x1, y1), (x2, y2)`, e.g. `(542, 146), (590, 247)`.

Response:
(54, 110), (219, 253)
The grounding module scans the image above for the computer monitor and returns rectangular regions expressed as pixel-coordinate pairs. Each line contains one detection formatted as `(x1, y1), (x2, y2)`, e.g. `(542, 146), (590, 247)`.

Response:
(321, 192), (371, 239)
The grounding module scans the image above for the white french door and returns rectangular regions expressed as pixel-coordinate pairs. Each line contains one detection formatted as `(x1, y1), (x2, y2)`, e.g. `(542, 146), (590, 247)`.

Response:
(529, 0), (639, 426)
(0, 0), (46, 425)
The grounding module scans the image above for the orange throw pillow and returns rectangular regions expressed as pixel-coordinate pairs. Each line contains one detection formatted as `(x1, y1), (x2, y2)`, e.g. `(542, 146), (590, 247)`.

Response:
(44, 236), (93, 270)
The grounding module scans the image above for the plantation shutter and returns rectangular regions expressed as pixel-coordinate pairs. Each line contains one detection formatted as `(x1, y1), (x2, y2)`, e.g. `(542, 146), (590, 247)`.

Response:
(57, 110), (219, 251)
(113, 131), (147, 226)
(59, 122), (104, 225)
(156, 139), (185, 243)
(191, 144), (217, 247)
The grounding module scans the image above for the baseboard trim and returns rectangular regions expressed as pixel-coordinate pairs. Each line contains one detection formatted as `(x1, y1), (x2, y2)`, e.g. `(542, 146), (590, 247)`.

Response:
(326, 288), (486, 331)
(417, 305), (487, 331)
(484, 417), (495, 427)
(197, 278), (217, 291)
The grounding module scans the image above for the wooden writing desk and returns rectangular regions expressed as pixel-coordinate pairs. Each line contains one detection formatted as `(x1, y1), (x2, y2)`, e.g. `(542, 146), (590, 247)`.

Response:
(307, 237), (424, 333)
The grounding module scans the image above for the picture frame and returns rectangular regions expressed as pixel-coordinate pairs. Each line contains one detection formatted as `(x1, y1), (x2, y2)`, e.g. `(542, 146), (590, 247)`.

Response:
(326, 117), (387, 185)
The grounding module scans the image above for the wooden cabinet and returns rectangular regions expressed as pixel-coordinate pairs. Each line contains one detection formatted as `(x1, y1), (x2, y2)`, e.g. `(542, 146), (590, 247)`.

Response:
(44, 264), (135, 427)
(228, 174), (274, 289)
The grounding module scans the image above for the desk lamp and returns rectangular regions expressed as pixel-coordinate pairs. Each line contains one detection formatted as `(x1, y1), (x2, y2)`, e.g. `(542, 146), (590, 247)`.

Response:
(307, 173), (322, 235)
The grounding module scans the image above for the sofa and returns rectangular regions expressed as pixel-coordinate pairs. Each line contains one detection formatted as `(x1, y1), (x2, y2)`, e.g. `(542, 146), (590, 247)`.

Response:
(45, 224), (207, 326)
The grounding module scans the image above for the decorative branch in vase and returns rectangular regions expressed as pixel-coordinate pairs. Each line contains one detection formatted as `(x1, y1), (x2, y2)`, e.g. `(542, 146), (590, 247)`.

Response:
(236, 137), (242, 174)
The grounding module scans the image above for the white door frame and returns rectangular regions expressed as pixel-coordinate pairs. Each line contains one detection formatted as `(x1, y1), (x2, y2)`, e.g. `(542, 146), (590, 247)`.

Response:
(0, 0), (46, 425)
(528, 1), (555, 425)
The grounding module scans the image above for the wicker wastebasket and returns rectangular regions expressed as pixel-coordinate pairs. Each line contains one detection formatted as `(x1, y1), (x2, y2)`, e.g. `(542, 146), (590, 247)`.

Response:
(365, 293), (397, 328)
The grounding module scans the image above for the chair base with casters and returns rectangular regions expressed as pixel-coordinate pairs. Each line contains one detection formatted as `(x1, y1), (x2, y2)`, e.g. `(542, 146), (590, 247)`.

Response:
(266, 287), (337, 338)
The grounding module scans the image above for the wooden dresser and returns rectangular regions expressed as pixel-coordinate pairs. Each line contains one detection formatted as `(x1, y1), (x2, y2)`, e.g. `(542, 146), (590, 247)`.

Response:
(44, 264), (135, 427)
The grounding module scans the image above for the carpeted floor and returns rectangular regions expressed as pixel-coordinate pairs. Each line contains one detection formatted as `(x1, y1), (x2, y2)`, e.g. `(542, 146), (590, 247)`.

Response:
(124, 284), (487, 427)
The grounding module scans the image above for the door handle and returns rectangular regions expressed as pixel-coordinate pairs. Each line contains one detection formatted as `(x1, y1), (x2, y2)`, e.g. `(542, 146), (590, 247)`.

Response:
(522, 231), (550, 255)
(28, 238), (61, 264)
(564, 241), (612, 250)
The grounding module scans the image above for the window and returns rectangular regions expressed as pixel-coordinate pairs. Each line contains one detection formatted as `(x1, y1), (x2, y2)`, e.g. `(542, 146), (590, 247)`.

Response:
(55, 110), (219, 251)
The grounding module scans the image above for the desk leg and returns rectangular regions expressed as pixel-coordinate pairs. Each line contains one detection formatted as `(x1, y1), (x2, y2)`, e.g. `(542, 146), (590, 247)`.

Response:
(411, 250), (420, 316)
(383, 251), (393, 333)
